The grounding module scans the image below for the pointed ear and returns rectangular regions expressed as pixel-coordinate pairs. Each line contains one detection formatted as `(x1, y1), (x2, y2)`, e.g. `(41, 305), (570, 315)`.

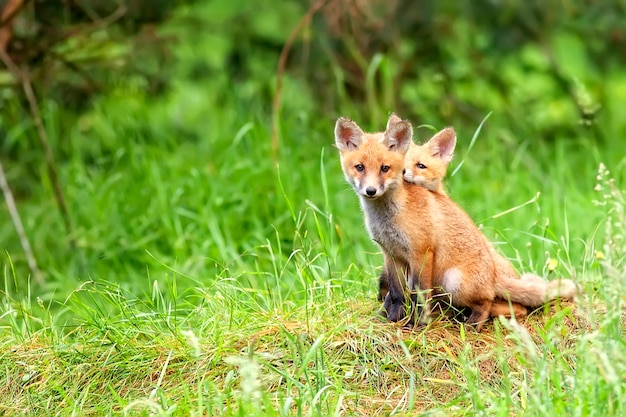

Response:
(386, 113), (402, 131)
(335, 117), (364, 151)
(384, 119), (413, 154)
(426, 127), (456, 162)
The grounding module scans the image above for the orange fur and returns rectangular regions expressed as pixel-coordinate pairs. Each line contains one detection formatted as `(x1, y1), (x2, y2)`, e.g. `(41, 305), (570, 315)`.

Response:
(403, 128), (455, 195)
(402, 129), (578, 316)
(335, 116), (577, 331)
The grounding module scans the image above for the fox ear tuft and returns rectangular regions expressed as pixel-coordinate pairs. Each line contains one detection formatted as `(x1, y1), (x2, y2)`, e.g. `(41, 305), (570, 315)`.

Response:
(384, 120), (413, 154)
(386, 113), (403, 131)
(335, 117), (364, 151)
(427, 127), (456, 162)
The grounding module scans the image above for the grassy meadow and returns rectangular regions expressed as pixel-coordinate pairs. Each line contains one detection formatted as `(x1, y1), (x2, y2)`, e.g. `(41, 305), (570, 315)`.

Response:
(2, 2), (626, 416)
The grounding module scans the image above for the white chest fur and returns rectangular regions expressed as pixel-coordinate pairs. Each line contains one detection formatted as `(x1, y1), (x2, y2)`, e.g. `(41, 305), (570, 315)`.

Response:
(360, 197), (410, 260)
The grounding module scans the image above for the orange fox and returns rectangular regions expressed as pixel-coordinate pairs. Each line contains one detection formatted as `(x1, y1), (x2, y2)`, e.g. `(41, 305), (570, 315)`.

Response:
(402, 130), (455, 196)
(335, 115), (577, 330)
(402, 122), (579, 313)
(375, 121), (455, 303)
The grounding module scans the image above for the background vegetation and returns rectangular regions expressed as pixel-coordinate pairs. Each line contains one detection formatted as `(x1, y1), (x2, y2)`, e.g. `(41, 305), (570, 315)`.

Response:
(1, 0), (624, 415)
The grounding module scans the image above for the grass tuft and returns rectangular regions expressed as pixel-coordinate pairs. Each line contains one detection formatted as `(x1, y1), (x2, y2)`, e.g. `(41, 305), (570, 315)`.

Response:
(2, 44), (625, 414)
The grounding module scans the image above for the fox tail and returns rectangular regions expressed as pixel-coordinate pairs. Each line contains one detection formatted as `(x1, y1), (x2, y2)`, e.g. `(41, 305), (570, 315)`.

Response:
(495, 273), (578, 308)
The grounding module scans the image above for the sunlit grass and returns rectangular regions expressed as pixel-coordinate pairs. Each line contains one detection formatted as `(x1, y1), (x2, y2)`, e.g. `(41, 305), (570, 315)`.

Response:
(1, 122), (625, 414)
(1, 20), (625, 415)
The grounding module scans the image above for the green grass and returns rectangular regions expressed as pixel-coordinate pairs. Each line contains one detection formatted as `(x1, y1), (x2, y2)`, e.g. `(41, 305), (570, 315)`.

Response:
(2, 15), (626, 413)
(1, 101), (625, 415)
(1, 261), (624, 415)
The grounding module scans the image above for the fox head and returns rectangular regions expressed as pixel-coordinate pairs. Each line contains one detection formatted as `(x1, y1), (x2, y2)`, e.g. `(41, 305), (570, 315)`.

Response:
(334, 115), (412, 199)
(403, 127), (456, 194)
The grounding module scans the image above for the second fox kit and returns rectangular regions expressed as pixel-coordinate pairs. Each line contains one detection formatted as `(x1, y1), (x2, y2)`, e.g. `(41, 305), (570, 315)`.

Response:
(335, 115), (577, 329)
(401, 121), (577, 314)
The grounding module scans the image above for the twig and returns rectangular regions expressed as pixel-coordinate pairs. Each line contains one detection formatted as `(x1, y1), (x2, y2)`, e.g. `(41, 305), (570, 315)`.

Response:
(0, 0), (27, 27)
(0, 48), (80, 265)
(0, 159), (43, 285)
(0, 0), (26, 52)
(59, 4), (127, 41)
(271, 0), (327, 165)
(3, 3), (126, 64)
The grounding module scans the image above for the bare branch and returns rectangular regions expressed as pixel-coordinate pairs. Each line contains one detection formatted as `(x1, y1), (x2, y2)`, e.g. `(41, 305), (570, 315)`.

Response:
(60, 4), (127, 40)
(0, 47), (80, 269)
(0, 0), (26, 52)
(0, 159), (43, 285)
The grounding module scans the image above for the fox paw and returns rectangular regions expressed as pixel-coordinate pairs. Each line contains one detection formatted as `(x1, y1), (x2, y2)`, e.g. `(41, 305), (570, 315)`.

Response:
(383, 294), (407, 322)
(465, 312), (488, 332)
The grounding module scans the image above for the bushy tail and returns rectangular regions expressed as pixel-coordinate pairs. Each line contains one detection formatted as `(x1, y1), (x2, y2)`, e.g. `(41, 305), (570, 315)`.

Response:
(495, 273), (578, 308)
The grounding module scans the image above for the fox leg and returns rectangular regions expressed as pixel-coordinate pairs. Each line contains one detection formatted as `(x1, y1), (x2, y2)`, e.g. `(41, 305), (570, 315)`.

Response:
(378, 270), (389, 302)
(465, 300), (492, 332)
(408, 250), (434, 327)
(490, 300), (527, 318)
(381, 255), (408, 323)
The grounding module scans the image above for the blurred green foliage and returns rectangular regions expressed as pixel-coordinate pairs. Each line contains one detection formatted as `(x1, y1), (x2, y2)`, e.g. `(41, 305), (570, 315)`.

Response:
(1, 0), (625, 296)
(4, 0), (626, 147)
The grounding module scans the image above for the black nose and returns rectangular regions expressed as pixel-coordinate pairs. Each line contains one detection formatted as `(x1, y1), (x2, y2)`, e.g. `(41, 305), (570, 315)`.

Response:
(366, 187), (377, 196)
(402, 169), (406, 175)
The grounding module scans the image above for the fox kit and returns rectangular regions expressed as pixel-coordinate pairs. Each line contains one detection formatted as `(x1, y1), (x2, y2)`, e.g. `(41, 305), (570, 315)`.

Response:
(401, 127), (578, 315)
(375, 125), (453, 302)
(335, 115), (577, 330)
(403, 128), (455, 195)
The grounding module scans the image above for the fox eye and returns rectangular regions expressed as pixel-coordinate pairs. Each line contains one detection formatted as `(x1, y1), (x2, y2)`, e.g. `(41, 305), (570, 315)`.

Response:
(355, 164), (365, 172)
(417, 163), (427, 169)
(381, 165), (390, 173)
